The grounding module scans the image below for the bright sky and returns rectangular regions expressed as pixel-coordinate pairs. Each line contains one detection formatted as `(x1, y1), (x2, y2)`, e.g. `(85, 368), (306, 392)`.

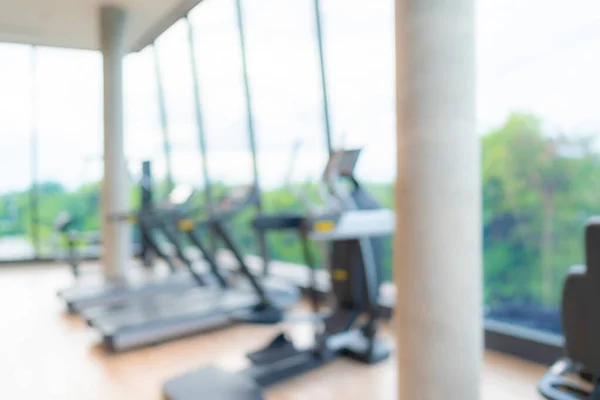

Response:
(0, 0), (599, 193)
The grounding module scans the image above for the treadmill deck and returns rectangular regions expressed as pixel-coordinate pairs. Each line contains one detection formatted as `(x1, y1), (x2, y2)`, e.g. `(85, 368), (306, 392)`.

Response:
(95, 279), (300, 351)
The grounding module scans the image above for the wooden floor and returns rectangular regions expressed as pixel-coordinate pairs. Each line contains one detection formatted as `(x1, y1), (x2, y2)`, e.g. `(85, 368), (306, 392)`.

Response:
(0, 264), (548, 399)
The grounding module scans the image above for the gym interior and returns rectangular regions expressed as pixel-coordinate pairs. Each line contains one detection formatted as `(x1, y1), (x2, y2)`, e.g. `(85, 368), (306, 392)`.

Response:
(0, 1), (597, 399)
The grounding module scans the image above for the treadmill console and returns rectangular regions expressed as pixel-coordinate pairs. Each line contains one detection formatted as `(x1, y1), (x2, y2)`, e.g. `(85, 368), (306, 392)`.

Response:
(322, 149), (361, 182)
(338, 149), (361, 178)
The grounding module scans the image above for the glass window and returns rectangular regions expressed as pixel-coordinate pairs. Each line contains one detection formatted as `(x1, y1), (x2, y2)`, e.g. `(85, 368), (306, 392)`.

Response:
(321, 0), (396, 197)
(238, 0), (330, 265)
(241, 0), (328, 186)
(189, 0), (259, 255)
(155, 21), (207, 193)
(124, 47), (166, 204)
(320, 0), (396, 278)
(189, 1), (253, 186)
(35, 47), (103, 258)
(478, 0), (600, 334)
(0, 44), (35, 260)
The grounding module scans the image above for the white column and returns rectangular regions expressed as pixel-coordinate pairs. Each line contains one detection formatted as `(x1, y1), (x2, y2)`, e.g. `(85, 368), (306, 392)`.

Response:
(100, 5), (130, 281)
(394, 1), (481, 399)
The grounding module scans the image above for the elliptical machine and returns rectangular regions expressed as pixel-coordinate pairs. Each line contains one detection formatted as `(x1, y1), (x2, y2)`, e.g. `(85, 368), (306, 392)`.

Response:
(539, 218), (600, 399)
(162, 149), (394, 400)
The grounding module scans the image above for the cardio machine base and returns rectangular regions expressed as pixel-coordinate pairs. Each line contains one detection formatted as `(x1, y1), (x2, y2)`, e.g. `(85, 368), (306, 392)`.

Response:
(340, 334), (392, 365)
(163, 330), (391, 400)
(229, 303), (285, 325)
(163, 366), (264, 400)
(97, 282), (299, 352)
(248, 332), (391, 387)
(60, 271), (198, 315)
(538, 357), (600, 400)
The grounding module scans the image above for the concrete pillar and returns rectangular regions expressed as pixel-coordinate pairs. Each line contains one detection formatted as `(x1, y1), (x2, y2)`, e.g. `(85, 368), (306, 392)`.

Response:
(100, 5), (130, 281)
(394, 1), (481, 399)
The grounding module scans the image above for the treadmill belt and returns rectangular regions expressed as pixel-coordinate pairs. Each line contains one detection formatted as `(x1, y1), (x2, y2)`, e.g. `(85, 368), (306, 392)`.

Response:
(64, 272), (198, 312)
(99, 290), (258, 333)
(94, 279), (300, 351)
(83, 286), (222, 325)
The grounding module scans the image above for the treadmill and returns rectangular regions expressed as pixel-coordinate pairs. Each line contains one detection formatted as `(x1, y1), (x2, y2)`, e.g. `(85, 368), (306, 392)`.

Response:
(79, 184), (255, 323)
(86, 185), (301, 352)
(58, 167), (207, 314)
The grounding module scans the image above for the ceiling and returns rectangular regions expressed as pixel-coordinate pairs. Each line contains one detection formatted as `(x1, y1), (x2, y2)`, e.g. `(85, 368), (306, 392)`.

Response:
(0, 0), (203, 52)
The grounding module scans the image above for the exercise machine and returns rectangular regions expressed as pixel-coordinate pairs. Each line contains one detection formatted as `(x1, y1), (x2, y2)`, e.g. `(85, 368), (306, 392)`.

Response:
(55, 160), (157, 278)
(162, 149), (394, 400)
(539, 219), (600, 399)
(85, 184), (300, 352)
(76, 185), (222, 329)
(58, 161), (202, 313)
(53, 211), (102, 278)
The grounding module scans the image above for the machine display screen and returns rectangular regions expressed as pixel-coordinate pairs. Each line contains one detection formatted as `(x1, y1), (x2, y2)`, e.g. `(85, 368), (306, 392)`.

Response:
(323, 149), (361, 179)
(323, 151), (343, 178)
(338, 150), (361, 177)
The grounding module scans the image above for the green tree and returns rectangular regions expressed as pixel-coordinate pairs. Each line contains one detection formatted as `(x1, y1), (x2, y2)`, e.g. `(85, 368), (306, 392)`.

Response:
(483, 113), (600, 308)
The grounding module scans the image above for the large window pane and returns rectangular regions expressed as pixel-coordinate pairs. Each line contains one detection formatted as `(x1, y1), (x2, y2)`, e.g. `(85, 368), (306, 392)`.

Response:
(478, 0), (600, 334)
(124, 47), (177, 252)
(0, 44), (34, 260)
(124, 47), (166, 203)
(240, 0), (329, 265)
(320, 0), (396, 278)
(190, 0), (258, 254)
(321, 0), (395, 195)
(190, 1), (253, 186)
(242, 0), (328, 185)
(35, 47), (103, 258)
(156, 21), (207, 192)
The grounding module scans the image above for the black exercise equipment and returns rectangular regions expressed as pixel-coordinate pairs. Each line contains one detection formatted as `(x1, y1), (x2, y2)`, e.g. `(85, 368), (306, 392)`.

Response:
(57, 161), (201, 314)
(162, 149), (394, 400)
(539, 218), (600, 399)
(83, 184), (299, 352)
(53, 212), (90, 278)
(55, 161), (157, 277)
